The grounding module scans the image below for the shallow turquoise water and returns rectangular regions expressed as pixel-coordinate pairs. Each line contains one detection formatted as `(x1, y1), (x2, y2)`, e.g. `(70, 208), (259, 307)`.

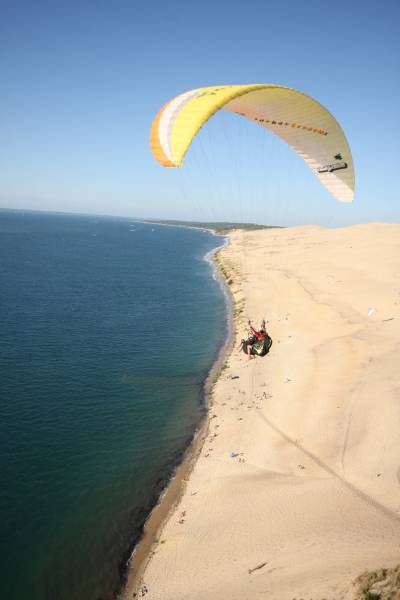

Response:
(0, 211), (227, 600)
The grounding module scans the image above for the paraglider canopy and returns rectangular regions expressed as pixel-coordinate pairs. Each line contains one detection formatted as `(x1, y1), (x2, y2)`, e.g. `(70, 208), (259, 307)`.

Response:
(150, 84), (354, 202)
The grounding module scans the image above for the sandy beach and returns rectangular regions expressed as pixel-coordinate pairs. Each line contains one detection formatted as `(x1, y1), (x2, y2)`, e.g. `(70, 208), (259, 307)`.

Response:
(127, 223), (400, 600)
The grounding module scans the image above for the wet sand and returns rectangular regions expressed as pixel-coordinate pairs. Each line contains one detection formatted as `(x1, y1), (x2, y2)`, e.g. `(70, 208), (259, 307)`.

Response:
(121, 239), (234, 598)
(124, 223), (400, 600)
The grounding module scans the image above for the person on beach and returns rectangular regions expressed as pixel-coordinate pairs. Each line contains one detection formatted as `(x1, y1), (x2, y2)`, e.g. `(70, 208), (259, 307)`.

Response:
(239, 319), (272, 359)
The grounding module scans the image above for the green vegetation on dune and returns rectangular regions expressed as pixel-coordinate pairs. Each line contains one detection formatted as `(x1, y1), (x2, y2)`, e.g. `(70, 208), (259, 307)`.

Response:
(353, 565), (400, 599)
(140, 219), (282, 234)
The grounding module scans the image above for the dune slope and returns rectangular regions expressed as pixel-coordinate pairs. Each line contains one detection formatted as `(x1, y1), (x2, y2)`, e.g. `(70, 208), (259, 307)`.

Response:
(133, 223), (400, 600)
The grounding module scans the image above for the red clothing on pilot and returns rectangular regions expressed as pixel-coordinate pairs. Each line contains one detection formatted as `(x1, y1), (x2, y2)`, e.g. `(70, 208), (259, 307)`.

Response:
(249, 325), (268, 341)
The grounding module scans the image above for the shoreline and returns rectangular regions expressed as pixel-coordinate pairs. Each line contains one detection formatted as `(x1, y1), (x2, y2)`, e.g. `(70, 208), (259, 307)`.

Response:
(121, 239), (235, 599)
(127, 223), (400, 600)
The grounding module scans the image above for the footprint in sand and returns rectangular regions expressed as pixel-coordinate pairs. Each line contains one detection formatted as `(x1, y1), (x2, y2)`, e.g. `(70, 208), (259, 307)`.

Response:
(178, 511), (186, 524)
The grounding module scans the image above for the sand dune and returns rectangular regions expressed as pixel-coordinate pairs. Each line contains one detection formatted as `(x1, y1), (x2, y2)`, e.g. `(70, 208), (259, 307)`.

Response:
(129, 223), (400, 600)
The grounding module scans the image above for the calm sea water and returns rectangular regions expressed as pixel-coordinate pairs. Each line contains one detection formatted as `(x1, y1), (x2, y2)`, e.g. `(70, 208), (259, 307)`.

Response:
(0, 211), (227, 600)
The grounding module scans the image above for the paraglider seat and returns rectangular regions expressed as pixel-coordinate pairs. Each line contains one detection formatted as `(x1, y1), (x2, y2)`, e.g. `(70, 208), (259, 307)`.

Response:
(241, 335), (272, 357)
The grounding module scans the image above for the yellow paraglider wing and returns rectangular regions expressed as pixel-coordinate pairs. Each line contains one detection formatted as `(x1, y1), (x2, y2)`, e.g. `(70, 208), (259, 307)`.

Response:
(150, 84), (354, 202)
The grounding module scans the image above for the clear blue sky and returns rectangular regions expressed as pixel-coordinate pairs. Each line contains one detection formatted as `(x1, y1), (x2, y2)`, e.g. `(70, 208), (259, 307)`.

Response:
(1, 0), (399, 226)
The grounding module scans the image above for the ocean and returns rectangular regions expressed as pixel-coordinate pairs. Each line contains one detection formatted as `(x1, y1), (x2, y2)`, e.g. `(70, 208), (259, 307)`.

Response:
(0, 211), (227, 600)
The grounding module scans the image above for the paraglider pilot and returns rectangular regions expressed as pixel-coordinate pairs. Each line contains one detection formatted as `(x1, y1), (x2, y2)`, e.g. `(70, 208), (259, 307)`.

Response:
(239, 319), (272, 360)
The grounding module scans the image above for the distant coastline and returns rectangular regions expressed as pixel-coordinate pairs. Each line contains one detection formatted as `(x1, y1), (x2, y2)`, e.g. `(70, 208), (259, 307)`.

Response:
(133, 218), (282, 235)
(0, 208), (283, 236)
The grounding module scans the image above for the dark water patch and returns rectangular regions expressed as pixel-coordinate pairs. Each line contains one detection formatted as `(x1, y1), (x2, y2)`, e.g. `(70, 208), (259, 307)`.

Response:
(0, 211), (227, 600)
